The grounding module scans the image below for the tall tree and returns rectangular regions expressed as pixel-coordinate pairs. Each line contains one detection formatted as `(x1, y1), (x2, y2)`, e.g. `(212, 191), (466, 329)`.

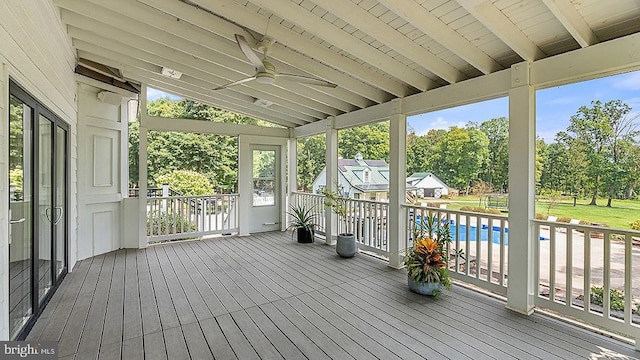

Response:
(297, 134), (326, 191)
(338, 122), (390, 161)
(469, 117), (509, 191)
(564, 100), (637, 206)
(430, 127), (489, 192)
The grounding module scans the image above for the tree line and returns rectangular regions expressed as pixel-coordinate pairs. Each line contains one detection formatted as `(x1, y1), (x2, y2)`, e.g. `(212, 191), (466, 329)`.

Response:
(131, 98), (639, 206)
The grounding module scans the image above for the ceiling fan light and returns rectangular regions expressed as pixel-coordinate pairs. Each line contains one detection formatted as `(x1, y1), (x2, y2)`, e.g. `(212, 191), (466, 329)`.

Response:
(255, 73), (275, 85)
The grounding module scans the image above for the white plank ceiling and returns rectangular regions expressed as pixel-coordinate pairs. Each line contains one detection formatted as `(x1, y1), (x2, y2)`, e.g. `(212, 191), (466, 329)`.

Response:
(53, 0), (640, 128)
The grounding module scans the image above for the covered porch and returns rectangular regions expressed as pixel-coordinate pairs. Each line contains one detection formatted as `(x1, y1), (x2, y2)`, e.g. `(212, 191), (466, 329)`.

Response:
(2, 0), (640, 354)
(27, 231), (639, 359)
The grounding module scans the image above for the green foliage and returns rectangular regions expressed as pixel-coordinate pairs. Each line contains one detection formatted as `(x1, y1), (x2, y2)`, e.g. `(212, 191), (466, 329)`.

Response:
(338, 122), (390, 161)
(9, 168), (23, 193)
(459, 206), (502, 215)
(155, 170), (213, 196)
(629, 219), (640, 230)
(297, 123), (391, 191)
(321, 186), (348, 232)
(297, 134), (326, 192)
(147, 210), (197, 236)
(590, 286), (625, 311)
(404, 217), (453, 292)
(130, 97), (273, 190)
(286, 203), (317, 235)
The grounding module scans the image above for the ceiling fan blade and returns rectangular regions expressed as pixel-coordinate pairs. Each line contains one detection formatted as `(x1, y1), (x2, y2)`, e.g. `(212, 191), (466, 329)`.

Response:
(235, 34), (265, 72)
(213, 76), (256, 90)
(277, 73), (337, 88)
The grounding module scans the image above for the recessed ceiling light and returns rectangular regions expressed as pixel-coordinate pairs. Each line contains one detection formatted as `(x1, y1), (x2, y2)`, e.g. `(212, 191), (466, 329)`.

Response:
(161, 67), (182, 79)
(253, 98), (273, 107)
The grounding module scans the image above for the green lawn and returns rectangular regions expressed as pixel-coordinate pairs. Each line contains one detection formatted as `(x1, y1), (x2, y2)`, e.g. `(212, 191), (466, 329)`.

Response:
(416, 196), (640, 230)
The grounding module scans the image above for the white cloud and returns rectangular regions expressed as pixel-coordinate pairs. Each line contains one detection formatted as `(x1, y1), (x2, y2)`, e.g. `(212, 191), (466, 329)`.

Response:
(147, 87), (182, 101)
(416, 116), (466, 135)
(611, 72), (640, 91)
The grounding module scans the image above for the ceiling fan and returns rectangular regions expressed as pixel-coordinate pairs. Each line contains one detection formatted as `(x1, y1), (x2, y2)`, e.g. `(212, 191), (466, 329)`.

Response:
(213, 34), (337, 90)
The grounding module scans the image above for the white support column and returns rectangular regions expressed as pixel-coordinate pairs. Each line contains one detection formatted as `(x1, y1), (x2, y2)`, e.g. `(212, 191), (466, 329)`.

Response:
(287, 137), (297, 228)
(388, 112), (407, 268)
(507, 62), (536, 315)
(325, 118), (338, 245)
(138, 86), (149, 248)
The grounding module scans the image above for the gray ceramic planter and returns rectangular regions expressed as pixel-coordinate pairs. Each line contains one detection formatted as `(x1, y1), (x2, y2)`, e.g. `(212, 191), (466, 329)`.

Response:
(408, 277), (442, 296)
(336, 233), (357, 257)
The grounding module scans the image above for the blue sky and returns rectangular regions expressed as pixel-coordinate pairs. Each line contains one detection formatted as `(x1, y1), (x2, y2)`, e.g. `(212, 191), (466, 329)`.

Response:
(148, 70), (640, 143)
(408, 70), (640, 142)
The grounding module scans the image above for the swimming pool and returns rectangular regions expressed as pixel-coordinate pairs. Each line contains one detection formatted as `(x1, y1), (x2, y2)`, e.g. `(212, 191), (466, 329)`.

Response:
(414, 217), (548, 245)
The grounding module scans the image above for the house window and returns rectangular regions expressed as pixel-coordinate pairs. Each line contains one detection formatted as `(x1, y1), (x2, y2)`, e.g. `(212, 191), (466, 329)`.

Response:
(363, 168), (371, 183)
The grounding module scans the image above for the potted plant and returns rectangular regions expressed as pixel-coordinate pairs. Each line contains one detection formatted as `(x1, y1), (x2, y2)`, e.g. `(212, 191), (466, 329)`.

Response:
(286, 203), (316, 243)
(404, 216), (453, 296)
(321, 187), (357, 257)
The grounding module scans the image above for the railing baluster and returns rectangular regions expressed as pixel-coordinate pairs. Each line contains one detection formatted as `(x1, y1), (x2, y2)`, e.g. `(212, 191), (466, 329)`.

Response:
(603, 230), (611, 319)
(550, 224), (556, 302)
(488, 217), (494, 283)
(475, 215), (481, 279)
(624, 233), (632, 325)
(584, 230), (591, 313)
(566, 225), (573, 308)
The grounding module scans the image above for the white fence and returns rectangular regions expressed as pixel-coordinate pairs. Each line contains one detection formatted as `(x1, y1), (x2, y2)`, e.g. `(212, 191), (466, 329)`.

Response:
(403, 205), (509, 296)
(146, 194), (238, 243)
(533, 220), (640, 341)
(291, 192), (326, 234)
(291, 192), (390, 257)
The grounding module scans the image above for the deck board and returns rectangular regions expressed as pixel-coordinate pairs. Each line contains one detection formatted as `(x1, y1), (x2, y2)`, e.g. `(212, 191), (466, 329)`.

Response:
(27, 232), (640, 359)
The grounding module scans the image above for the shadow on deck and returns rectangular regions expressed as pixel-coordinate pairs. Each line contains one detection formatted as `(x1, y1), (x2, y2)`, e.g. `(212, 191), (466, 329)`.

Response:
(27, 231), (639, 359)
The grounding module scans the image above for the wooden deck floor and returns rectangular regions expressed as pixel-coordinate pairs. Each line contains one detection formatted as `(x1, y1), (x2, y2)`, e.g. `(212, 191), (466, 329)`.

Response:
(27, 232), (639, 359)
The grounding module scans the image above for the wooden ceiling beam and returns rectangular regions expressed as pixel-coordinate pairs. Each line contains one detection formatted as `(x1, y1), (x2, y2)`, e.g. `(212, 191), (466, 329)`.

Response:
(137, 0), (380, 107)
(540, 0), (598, 48)
(379, 0), (502, 75)
(457, 0), (545, 61)
(313, 0), (467, 83)
(192, 0), (431, 92)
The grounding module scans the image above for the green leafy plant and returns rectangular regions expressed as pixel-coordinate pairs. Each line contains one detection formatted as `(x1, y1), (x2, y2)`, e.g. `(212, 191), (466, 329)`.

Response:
(155, 170), (213, 196)
(147, 210), (197, 236)
(404, 216), (454, 293)
(321, 186), (349, 235)
(286, 203), (317, 239)
(629, 219), (640, 231)
(590, 286), (625, 311)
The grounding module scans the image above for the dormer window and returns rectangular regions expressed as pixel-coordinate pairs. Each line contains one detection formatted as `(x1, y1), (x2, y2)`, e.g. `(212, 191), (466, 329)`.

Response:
(363, 168), (371, 183)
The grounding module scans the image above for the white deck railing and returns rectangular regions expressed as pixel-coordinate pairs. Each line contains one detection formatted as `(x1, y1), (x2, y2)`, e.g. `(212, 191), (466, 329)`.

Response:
(342, 198), (390, 257)
(291, 192), (326, 234)
(403, 205), (509, 296)
(291, 192), (390, 257)
(147, 194), (238, 243)
(533, 220), (640, 341)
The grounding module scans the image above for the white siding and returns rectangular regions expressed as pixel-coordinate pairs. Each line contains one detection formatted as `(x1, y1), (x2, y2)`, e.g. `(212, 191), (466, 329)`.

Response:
(0, 1), (76, 340)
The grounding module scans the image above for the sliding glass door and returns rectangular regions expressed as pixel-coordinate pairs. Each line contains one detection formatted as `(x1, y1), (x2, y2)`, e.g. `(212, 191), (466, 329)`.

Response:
(8, 80), (68, 340)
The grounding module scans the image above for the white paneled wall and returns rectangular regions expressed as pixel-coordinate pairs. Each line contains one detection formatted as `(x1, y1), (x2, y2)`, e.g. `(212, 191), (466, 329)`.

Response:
(0, 1), (76, 340)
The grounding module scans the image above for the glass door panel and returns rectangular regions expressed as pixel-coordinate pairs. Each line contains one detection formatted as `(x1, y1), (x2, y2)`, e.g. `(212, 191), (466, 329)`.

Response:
(8, 95), (33, 340)
(37, 115), (53, 303)
(55, 126), (67, 277)
(252, 149), (276, 206)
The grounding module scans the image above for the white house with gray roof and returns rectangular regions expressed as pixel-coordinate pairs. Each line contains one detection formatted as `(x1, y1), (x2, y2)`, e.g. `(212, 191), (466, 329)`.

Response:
(406, 172), (449, 198)
(312, 154), (390, 201)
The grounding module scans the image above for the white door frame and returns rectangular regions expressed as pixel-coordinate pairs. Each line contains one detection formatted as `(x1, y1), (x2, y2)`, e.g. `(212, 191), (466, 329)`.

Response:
(238, 135), (288, 236)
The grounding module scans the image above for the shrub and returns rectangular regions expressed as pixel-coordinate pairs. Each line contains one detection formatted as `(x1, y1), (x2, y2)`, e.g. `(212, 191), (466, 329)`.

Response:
(535, 213), (547, 220)
(459, 206), (474, 212)
(629, 219), (640, 231)
(147, 210), (197, 236)
(557, 217), (572, 223)
(155, 170), (213, 196)
(590, 286), (625, 311)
